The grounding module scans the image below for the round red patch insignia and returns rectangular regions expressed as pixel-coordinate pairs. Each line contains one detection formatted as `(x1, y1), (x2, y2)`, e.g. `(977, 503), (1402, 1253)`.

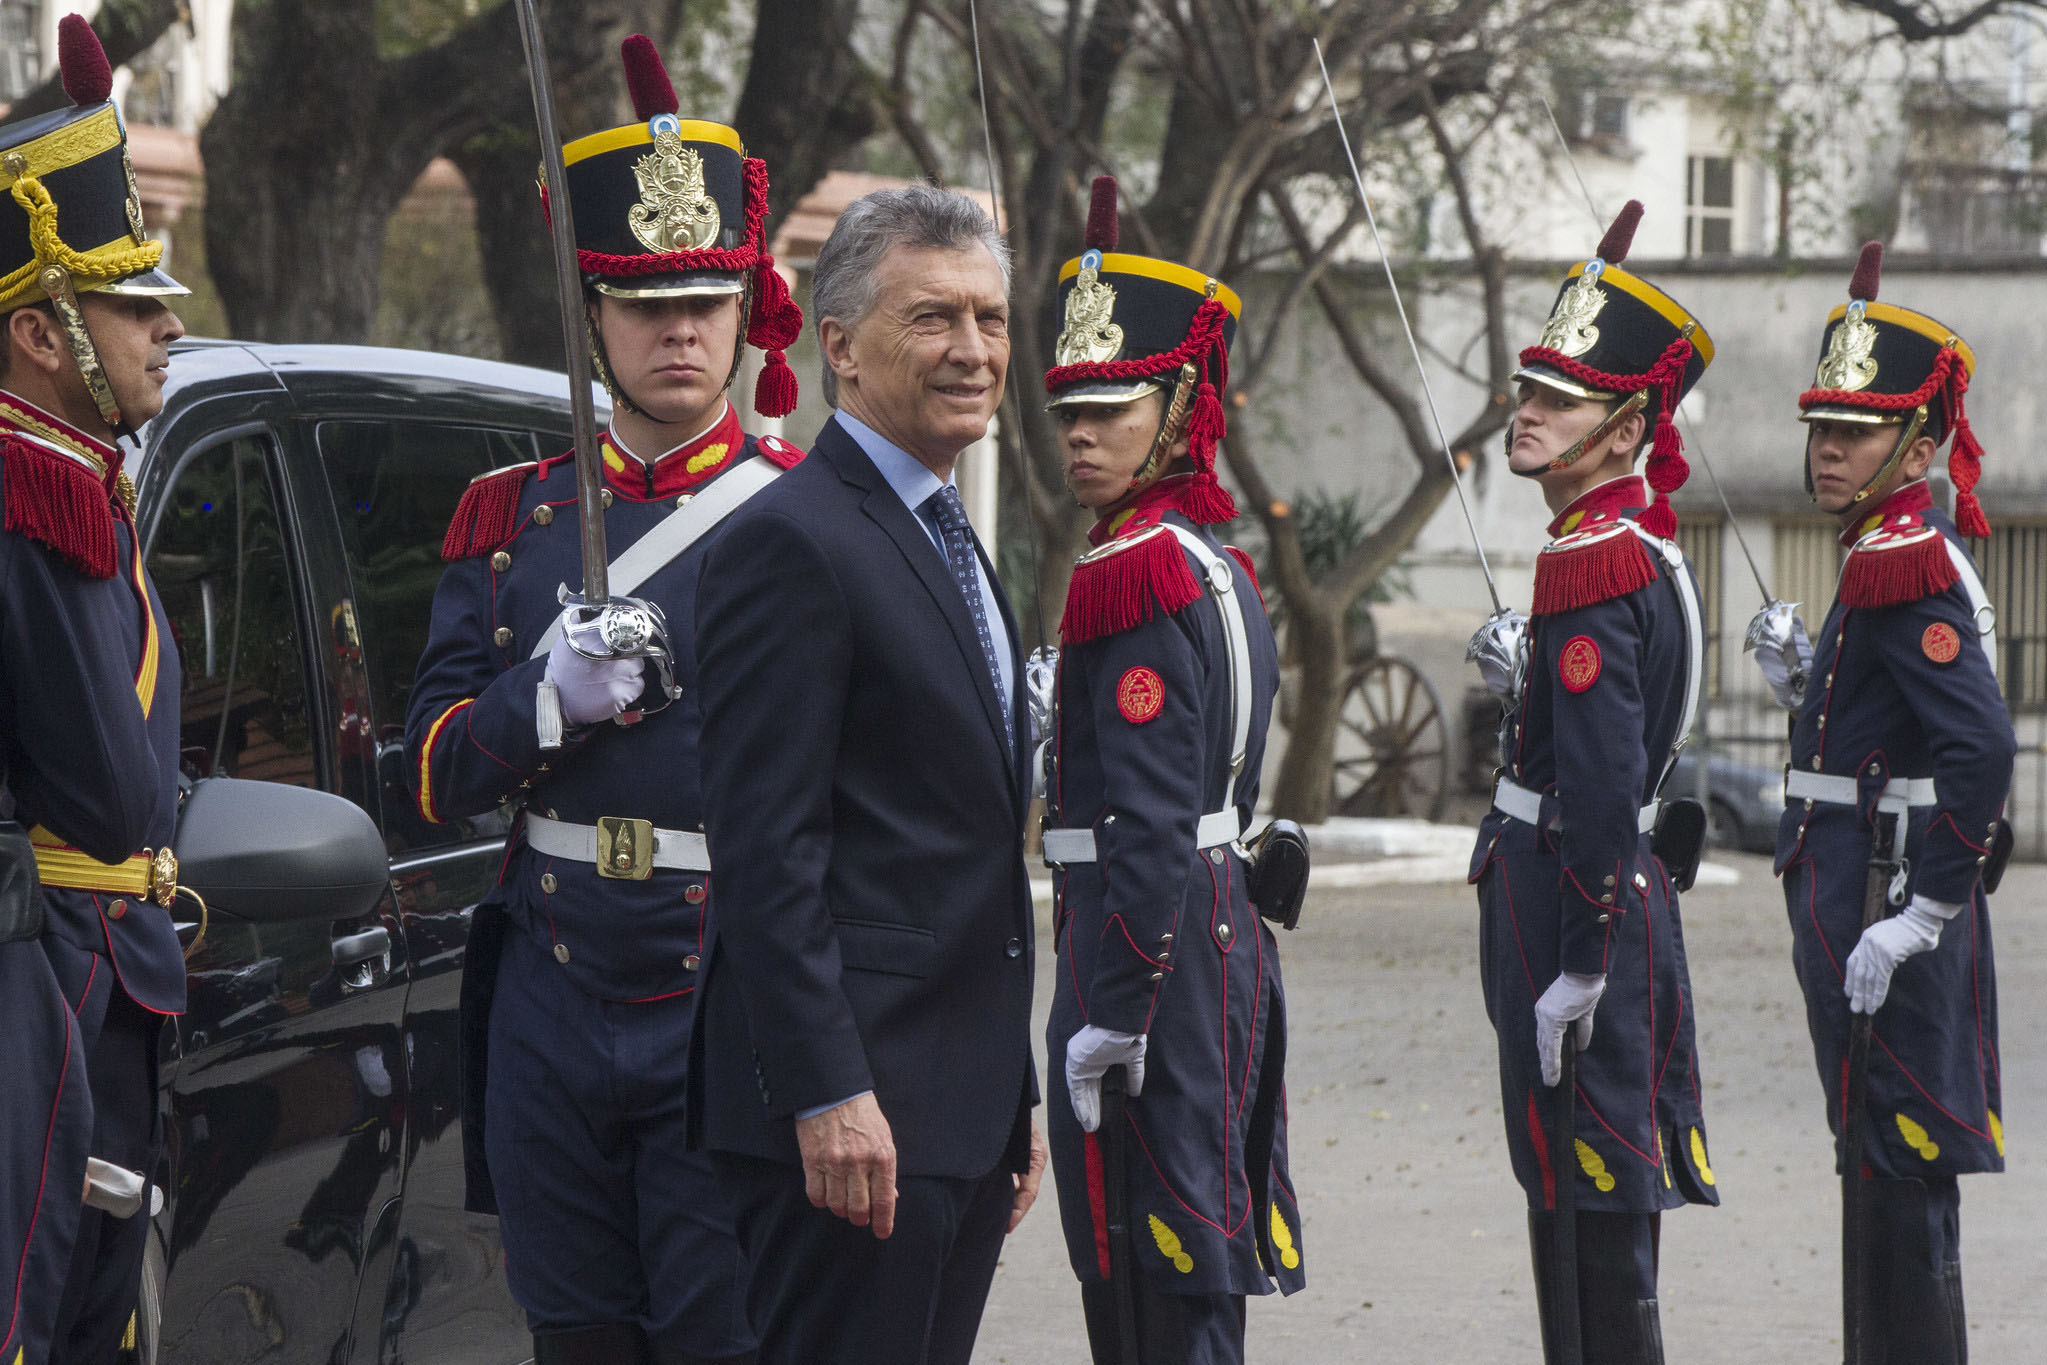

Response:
(1558, 636), (1602, 693)
(1116, 666), (1165, 723)
(1922, 621), (1961, 664)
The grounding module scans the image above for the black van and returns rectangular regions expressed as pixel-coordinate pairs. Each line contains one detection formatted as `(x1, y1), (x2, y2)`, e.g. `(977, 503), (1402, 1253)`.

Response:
(124, 339), (600, 1364)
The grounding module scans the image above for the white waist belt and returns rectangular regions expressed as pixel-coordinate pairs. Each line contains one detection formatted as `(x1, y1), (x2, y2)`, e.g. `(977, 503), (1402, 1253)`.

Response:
(524, 812), (710, 874)
(1493, 777), (1658, 834)
(1783, 771), (1937, 808)
(1042, 810), (1242, 866)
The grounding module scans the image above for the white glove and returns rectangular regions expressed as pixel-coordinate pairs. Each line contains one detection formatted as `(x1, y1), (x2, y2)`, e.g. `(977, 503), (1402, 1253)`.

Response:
(1534, 971), (1606, 1087)
(545, 633), (645, 726)
(1744, 600), (1812, 711)
(1844, 896), (1959, 1014)
(1066, 1025), (1146, 1133)
(1467, 609), (1530, 701)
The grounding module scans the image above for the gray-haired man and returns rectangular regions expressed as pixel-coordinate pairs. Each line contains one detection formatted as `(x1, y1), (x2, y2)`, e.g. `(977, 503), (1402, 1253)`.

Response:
(690, 185), (1046, 1363)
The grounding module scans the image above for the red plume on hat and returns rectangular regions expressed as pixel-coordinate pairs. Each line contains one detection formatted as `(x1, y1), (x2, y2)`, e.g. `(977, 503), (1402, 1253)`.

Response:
(58, 15), (114, 106)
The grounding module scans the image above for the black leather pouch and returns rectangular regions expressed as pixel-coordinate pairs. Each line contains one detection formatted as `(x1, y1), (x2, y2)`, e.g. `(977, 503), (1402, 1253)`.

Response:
(1651, 798), (1707, 894)
(1983, 819), (2016, 895)
(1245, 820), (1309, 931)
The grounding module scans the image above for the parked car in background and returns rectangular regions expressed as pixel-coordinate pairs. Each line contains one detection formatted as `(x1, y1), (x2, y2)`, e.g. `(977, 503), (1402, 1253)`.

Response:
(123, 340), (603, 1364)
(1668, 745), (1784, 855)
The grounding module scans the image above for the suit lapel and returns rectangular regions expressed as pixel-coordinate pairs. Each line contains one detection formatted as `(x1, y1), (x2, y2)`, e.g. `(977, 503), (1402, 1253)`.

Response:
(820, 421), (1016, 777)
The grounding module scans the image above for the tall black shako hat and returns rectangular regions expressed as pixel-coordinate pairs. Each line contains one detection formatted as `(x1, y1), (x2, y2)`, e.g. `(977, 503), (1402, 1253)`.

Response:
(1514, 201), (1713, 539)
(0, 16), (188, 427)
(1797, 242), (1986, 537)
(552, 35), (801, 417)
(1044, 176), (1241, 524)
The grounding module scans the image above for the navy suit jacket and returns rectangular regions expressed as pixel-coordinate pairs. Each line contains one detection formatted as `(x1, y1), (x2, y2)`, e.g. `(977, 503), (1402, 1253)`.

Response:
(690, 415), (1037, 1179)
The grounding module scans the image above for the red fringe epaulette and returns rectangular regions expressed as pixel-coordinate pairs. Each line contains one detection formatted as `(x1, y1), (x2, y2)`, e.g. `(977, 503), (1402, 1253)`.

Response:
(1530, 524), (1657, 616)
(1838, 525), (1958, 609)
(757, 434), (805, 470)
(0, 435), (118, 579)
(441, 458), (560, 561)
(1059, 524), (1202, 645)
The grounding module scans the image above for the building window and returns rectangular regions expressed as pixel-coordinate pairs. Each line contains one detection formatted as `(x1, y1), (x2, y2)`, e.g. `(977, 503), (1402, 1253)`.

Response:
(1973, 522), (2047, 708)
(0, 2), (40, 104)
(1686, 156), (1737, 257)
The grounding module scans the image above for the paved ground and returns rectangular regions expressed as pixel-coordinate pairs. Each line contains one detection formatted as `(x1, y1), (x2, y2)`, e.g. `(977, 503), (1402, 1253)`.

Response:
(975, 852), (2047, 1362)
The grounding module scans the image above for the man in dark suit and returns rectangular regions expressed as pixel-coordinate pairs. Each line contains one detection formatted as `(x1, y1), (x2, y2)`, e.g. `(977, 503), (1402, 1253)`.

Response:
(691, 184), (1045, 1365)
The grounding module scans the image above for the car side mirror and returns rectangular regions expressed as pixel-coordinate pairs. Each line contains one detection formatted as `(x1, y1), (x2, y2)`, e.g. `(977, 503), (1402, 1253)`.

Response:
(176, 778), (390, 923)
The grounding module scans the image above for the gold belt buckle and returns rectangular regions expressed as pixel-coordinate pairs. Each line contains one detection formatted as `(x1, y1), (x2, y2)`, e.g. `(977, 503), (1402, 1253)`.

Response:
(595, 817), (654, 881)
(144, 846), (178, 907)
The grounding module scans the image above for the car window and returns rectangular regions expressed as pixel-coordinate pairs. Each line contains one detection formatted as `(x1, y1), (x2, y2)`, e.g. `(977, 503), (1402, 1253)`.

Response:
(147, 435), (317, 787)
(318, 420), (541, 852)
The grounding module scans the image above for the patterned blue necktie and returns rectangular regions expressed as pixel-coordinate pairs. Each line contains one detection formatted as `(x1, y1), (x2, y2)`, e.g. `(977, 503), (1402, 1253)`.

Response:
(925, 485), (1012, 748)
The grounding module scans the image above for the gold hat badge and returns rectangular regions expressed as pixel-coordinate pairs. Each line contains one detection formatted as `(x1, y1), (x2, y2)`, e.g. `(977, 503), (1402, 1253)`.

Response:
(1537, 260), (1607, 359)
(1056, 249), (1124, 366)
(1814, 299), (1879, 392)
(628, 127), (720, 252)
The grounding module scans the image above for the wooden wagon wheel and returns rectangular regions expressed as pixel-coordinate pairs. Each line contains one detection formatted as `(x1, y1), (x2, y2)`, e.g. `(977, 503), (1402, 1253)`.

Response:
(1330, 656), (1451, 821)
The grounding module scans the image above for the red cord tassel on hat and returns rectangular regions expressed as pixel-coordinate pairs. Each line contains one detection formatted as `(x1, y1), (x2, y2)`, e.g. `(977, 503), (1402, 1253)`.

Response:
(1944, 355), (1991, 538)
(748, 255), (804, 418)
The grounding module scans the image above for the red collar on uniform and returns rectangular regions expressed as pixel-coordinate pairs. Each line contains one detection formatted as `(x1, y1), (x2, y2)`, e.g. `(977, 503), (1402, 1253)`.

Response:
(1837, 479), (1934, 547)
(1087, 473), (1203, 547)
(1544, 474), (1648, 540)
(0, 388), (122, 488)
(600, 402), (745, 502)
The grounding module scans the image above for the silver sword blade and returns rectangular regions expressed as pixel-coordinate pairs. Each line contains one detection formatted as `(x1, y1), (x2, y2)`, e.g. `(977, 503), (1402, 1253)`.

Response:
(513, 0), (608, 604)
(1312, 40), (1502, 614)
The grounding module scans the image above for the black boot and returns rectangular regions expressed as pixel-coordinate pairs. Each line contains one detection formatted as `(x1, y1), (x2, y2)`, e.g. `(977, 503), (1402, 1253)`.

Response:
(1578, 1212), (1661, 1365)
(1861, 1179), (1962, 1365)
(1944, 1259), (1967, 1365)
(532, 1323), (653, 1365)
(1525, 1211), (1564, 1363)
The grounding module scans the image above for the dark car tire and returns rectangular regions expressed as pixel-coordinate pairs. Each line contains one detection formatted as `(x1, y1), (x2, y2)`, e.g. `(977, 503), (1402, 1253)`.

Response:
(1706, 797), (1743, 852)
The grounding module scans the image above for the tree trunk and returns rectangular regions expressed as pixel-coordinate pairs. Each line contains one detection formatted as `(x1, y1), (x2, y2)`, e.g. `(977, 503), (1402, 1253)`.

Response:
(730, 0), (877, 225)
(1269, 589), (1343, 823)
(201, 0), (614, 344)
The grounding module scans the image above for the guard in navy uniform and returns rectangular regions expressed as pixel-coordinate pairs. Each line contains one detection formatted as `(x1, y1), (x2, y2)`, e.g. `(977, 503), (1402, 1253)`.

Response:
(1040, 178), (1303, 1365)
(1746, 244), (2011, 1365)
(0, 19), (192, 1362)
(1467, 202), (1717, 1364)
(404, 36), (802, 1365)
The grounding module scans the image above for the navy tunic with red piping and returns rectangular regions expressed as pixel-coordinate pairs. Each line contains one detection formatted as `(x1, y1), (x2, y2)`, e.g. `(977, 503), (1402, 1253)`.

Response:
(1775, 480), (2012, 1178)
(0, 392), (185, 1364)
(1469, 473), (1717, 1213)
(1044, 477), (1304, 1298)
(403, 402), (798, 1210)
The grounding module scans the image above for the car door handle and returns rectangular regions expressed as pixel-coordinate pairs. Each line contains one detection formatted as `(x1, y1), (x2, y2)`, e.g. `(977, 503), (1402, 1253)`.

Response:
(332, 925), (390, 967)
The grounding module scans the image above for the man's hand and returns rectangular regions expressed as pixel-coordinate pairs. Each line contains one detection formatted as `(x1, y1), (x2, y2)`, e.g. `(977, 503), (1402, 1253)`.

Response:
(545, 633), (645, 725)
(1743, 600), (1812, 711)
(794, 1092), (897, 1239)
(1066, 1025), (1146, 1133)
(1008, 1123), (1048, 1233)
(1534, 971), (1606, 1087)
(1845, 897), (1955, 1014)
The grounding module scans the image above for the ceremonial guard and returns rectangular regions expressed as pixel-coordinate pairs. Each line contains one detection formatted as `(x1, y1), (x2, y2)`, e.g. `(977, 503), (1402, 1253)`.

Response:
(1746, 244), (2011, 1364)
(1040, 178), (1305, 1365)
(404, 36), (802, 1365)
(0, 19), (192, 1362)
(1467, 202), (1717, 1363)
